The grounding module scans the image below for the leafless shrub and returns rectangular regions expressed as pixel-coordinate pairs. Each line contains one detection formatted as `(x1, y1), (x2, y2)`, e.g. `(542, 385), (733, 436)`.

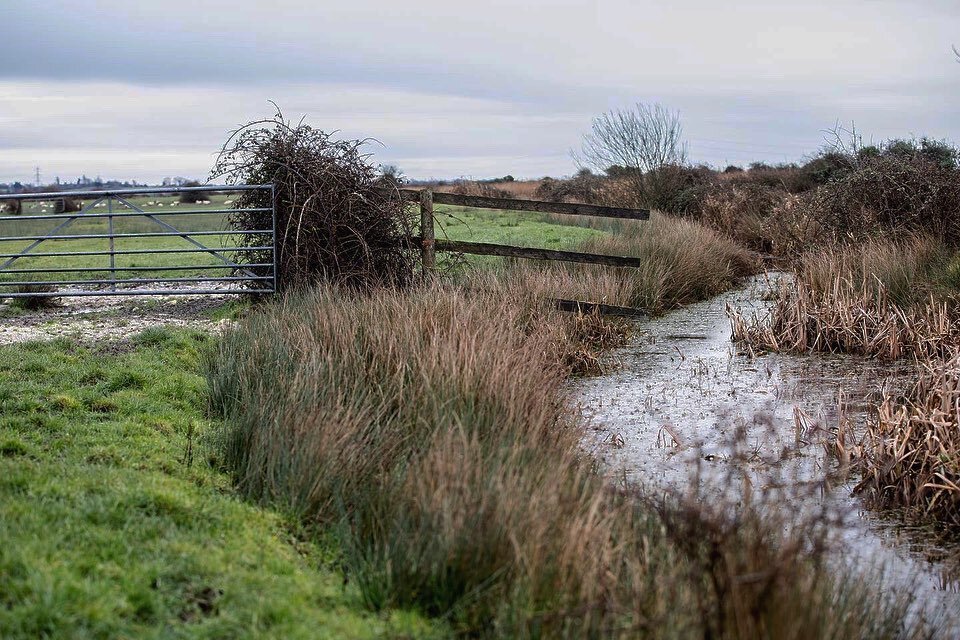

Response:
(691, 183), (785, 252)
(576, 103), (688, 207)
(210, 109), (418, 292)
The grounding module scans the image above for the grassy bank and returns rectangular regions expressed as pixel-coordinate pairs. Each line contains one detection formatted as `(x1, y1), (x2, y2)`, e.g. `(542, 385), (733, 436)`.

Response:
(0, 329), (441, 638)
(208, 281), (923, 638)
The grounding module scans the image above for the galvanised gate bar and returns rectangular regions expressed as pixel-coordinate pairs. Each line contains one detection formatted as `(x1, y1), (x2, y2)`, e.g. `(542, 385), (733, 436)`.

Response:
(0, 184), (275, 297)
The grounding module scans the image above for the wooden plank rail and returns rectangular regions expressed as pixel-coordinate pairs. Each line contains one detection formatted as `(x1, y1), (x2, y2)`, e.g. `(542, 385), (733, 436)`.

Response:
(429, 238), (647, 268)
(396, 188), (649, 220)
(553, 299), (647, 318)
(398, 188), (651, 317)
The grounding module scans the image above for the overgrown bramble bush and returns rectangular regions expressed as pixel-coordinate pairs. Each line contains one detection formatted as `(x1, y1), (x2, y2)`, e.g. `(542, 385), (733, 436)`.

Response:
(795, 153), (960, 244)
(211, 111), (418, 292)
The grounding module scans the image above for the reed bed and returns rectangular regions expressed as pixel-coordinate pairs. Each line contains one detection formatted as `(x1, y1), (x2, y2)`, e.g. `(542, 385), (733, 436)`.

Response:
(208, 277), (923, 638)
(846, 350), (960, 530)
(729, 236), (960, 359)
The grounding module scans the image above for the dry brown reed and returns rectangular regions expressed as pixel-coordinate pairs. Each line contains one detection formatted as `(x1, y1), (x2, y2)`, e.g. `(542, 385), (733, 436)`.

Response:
(730, 237), (960, 359)
(847, 350), (960, 529)
(579, 215), (758, 313)
(451, 180), (513, 199)
(517, 214), (758, 315)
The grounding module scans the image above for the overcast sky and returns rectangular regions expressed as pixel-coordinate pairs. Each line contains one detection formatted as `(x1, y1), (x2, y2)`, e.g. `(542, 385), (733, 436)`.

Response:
(2, 0), (958, 184)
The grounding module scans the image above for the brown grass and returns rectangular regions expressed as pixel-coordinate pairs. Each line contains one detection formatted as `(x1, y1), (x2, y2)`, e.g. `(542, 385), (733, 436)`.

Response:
(207, 275), (925, 638)
(575, 215), (758, 313)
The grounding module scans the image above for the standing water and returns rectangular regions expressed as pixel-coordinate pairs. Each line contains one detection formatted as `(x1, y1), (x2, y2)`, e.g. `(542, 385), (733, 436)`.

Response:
(573, 275), (960, 630)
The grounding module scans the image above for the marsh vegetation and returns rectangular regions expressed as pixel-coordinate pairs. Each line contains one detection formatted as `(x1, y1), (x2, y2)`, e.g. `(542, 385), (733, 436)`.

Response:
(5, 110), (960, 638)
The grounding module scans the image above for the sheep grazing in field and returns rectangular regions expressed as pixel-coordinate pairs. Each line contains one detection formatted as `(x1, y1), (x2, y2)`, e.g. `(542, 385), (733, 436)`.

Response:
(169, 201), (179, 207)
(157, 203), (164, 207)
(223, 200), (233, 205)
(147, 201), (156, 206)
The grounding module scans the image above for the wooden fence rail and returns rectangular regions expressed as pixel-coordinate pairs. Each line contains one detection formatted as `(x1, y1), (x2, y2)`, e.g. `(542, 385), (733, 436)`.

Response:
(398, 188), (650, 274)
(397, 188), (650, 316)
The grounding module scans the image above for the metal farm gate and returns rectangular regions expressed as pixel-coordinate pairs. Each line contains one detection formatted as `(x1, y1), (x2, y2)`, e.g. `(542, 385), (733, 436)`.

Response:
(0, 185), (275, 298)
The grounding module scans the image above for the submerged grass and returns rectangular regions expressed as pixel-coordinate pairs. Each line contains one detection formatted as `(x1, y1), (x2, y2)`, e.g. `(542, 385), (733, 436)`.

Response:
(208, 280), (928, 638)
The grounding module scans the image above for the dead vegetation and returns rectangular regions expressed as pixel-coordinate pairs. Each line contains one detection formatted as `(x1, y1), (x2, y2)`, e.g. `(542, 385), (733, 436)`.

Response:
(850, 350), (960, 529)
(730, 236), (960, 359)
(211, 110), (418, 292)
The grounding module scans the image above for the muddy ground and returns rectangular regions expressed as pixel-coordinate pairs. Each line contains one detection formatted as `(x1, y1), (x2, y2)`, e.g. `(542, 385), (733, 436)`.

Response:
(0, 286), (238, 345)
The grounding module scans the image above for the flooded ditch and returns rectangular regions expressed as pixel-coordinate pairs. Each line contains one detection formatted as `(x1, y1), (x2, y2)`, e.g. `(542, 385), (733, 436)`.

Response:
(574, 274), (960, 630)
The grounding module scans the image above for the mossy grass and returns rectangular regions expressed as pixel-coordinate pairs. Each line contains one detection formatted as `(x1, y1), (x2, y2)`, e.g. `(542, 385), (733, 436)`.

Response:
(0, 328), (443, 638)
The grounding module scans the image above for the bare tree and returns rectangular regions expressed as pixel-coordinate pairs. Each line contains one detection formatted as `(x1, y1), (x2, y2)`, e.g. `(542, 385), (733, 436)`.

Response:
(577, 103), (686, 173)
(575, 103), (687, 207)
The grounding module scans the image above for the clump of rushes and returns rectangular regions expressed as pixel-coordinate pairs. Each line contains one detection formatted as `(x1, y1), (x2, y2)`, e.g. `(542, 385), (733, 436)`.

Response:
(5, 284), (60, 310)
(208, 279), (924, 638)
(730, 236), (960, 359)
(850, 350), (960, 530)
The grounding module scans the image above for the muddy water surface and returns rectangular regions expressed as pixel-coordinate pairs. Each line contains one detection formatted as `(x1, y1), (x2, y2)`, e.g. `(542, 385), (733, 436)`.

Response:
(574, 275), (960, 629)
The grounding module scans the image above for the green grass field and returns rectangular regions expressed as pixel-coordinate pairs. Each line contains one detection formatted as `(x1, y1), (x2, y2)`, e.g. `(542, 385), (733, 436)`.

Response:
(0, 195), (267, 291)
(433, 205), (606, 249)
(0, 198), (611, 290)
(0, 327), (443, 638)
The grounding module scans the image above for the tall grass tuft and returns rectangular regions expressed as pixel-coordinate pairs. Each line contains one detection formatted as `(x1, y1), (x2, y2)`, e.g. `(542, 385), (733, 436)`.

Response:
(525, 214), (758, 314)
(208, 280), (924, 637)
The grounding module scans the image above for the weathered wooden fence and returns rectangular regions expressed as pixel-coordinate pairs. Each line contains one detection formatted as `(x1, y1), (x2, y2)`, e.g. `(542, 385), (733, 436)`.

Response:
(399, 188), (651, 316)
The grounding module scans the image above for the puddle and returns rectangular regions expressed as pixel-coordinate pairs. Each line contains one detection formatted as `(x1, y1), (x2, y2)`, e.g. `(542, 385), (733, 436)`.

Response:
(574, 274), (960, 630)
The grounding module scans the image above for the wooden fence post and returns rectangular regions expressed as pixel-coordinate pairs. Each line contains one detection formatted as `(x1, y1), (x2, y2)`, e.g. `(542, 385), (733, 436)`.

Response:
(420, 189), (435, 276)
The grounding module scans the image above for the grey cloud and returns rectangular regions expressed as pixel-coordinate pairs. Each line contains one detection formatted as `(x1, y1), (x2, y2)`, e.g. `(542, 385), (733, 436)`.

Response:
(2, 0), (959, 182)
